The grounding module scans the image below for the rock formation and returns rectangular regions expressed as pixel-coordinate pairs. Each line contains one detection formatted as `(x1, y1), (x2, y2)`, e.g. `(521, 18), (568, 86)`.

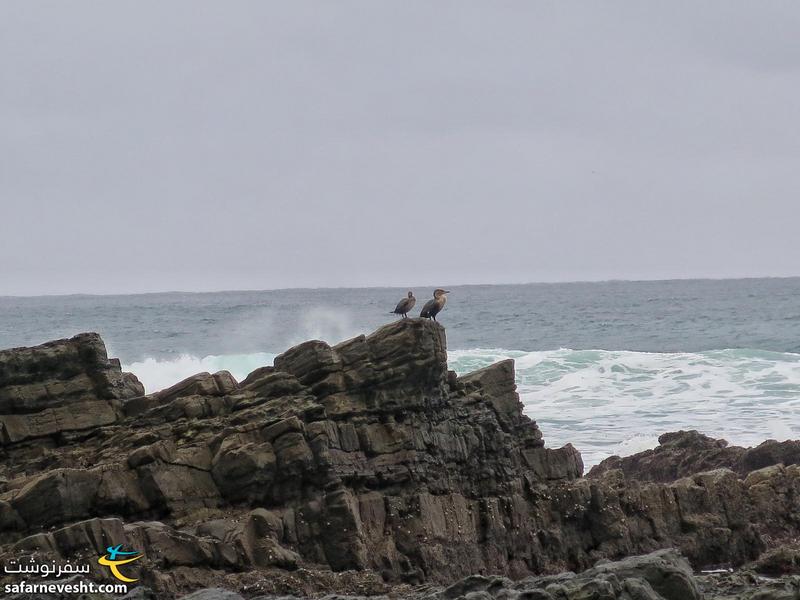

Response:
(588, 429), (800, 483)
(0, 332), (144, 444)
(0, 321), (798, 599)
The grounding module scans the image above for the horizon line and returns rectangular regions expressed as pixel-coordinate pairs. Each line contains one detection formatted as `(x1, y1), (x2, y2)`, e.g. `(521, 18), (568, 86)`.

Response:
(2, 273), (799, 300)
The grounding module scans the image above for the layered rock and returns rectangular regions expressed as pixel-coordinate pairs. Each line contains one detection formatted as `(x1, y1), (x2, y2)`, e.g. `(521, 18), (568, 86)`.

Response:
(588, 430), (800, 483)
(0, 322), (798, 598)
(0, 333), (143, 444)
(434, 549), (701, 600)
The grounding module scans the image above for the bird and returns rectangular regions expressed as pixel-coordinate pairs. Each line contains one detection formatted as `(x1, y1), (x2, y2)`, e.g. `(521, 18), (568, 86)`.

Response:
(391, 291), (416, 319)
(420, 289), (449, 321)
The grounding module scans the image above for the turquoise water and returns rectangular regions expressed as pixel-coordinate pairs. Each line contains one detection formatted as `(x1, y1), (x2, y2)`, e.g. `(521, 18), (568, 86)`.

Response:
(448, 347), (800, 467)
(2, 278), (799, 466)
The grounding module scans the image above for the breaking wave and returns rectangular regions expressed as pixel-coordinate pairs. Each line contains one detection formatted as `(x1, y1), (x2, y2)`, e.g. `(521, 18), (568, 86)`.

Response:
(449, 347), (800, 468)
(125, 352), (277, 395)
(126, 346), (800, 468)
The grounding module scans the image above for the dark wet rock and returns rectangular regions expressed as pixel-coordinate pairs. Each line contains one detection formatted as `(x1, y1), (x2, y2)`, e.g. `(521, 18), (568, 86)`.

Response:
(210, 435), (277, 503)
(242, 549), (800, 599)
(0, 332), (144, 409)
(0, 333), (143, 444)
(740, 438), (800, 474)
(588, 430), (742, 482)
(156, 371), (238, 403)
(696, 570), (800, 600)
(11, 467), (104, 527)
(752, 544), (800, 576)
(0, 321), (799, 598)
(177, 589), (246, 600)
(589, 429), (800, 483)
(438, 549), (700, 599)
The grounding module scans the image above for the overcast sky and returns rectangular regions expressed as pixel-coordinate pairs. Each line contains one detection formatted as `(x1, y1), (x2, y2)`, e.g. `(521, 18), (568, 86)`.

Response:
(1, 2), (799, 296)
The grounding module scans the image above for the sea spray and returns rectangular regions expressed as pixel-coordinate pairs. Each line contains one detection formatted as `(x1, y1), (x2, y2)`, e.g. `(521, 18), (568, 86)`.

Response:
(125, 352), (276, 395)
(124, 306), (360, 393)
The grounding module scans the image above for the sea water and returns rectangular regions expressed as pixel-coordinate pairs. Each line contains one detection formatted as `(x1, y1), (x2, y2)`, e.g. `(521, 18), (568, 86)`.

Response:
(2, 278), (799, 467)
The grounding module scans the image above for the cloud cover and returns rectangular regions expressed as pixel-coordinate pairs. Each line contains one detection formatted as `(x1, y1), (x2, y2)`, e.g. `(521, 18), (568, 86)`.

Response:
(1, 1), (799, 295)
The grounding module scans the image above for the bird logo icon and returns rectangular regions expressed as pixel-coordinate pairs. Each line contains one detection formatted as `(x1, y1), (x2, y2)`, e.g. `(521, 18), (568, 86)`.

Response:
(97, 545), (142, 583)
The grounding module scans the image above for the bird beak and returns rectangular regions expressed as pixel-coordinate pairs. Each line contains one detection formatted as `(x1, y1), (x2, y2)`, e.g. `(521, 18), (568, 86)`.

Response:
(445, 290), (451, 294)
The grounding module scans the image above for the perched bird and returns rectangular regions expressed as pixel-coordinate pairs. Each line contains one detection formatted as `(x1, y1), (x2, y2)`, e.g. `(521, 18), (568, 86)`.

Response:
(391, 291), (416, 319)
(420, 289), (449, 321)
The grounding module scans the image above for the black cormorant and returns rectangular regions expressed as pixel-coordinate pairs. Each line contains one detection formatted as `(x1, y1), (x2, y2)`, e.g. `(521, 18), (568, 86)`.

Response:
(391, 291), (416, 319)
(420, 289), (449, 321)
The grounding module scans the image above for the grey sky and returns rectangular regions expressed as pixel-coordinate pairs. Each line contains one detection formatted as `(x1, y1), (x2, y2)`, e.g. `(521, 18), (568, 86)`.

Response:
(2, 1), (799, 295)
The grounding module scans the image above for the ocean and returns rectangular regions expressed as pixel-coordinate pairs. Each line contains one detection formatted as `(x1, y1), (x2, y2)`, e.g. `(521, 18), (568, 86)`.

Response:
(2, 278), (799, 468)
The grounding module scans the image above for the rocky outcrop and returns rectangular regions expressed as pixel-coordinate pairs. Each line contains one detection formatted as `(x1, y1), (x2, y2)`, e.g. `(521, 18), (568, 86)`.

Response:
(0, 333), (143, 444)
(0, 322), (799, 598)
(434, 554), (800, 600)
(435, 549), (701, 600)
(589, 430), (800, 483)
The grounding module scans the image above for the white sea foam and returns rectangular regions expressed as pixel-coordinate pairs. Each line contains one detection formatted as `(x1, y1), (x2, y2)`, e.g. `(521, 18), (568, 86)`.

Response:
(448, 347), (800, 468)
(125, 352), (276, 394)
(126, 346), (800, 469)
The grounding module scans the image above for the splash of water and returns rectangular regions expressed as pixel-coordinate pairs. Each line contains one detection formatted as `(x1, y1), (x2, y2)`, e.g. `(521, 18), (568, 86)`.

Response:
(448, 347), (800, 467)
(125, 352), (276, 394)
